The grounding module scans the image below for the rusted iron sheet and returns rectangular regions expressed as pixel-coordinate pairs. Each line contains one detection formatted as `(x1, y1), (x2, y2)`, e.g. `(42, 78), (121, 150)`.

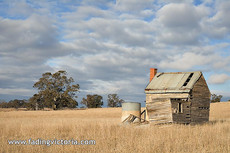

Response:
(145, 71), (202, 94)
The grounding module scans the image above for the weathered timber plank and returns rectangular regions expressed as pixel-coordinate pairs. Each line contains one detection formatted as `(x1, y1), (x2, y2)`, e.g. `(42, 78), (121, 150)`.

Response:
(146, 98), (173, 123)
(146, 93), (189, 103)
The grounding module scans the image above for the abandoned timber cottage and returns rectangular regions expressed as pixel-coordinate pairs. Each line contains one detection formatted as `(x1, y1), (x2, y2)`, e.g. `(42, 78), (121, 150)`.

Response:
(144, 68), (211, 124)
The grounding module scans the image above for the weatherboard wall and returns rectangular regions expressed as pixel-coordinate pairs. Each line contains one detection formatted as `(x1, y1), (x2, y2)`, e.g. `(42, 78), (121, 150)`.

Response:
(146, 93), (189, 124)
(145, 72), (211, 124)
(189, 75), (211, 123)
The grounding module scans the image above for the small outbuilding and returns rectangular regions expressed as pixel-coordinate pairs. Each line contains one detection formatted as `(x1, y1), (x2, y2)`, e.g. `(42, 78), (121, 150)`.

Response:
(145, 68), (211, 124)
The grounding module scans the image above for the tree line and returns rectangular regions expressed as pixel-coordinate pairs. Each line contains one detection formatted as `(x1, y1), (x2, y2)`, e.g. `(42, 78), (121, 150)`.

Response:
(0, 71), (227, 109)
(210, 94), (223, 103)
(0, 71), (124, 110)
(0, 99), (28, 108)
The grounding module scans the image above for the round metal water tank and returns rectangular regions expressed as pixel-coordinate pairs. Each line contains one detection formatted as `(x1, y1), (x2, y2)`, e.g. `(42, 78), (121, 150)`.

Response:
(121, 102), (141, 123)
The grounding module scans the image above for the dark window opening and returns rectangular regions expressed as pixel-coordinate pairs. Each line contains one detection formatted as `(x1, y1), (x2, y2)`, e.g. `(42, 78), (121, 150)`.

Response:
(178, 103), (182, 113)
(182, 98), (188, 101)
(171, 98), (188, 101)
(199, 107), (209, 110)
(190, 94), (193, 100)
(183, 73), (194, 86)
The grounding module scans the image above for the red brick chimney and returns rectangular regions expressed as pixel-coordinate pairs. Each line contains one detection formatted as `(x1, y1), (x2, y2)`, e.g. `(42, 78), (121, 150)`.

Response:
(150, 68), (157, 82)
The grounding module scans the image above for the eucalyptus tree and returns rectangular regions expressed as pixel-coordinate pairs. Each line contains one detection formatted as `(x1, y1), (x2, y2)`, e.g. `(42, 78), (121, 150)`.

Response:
(107, 94), (124, 107)
(81, 94), (103, 108)
(30, 70), (80, 109)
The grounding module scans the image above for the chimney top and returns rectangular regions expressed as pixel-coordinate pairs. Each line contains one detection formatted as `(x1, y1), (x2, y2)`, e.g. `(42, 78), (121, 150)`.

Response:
(150, 68), (157, 82)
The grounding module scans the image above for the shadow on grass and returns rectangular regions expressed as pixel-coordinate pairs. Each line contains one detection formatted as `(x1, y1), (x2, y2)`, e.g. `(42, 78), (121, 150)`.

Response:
(189, 119), (228, 126)
(206, 119), (228, 125)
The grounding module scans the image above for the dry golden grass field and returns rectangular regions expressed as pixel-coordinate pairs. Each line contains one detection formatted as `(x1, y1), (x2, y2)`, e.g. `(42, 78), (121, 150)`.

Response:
(0, 102), (230, 153)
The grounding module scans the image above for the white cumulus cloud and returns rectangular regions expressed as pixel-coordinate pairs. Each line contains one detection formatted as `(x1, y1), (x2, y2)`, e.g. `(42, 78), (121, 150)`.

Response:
(208, 74), (230, 84)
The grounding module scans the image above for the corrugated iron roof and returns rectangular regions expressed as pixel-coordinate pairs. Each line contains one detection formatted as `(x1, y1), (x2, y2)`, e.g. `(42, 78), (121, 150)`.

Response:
(145, 71), (202, 94)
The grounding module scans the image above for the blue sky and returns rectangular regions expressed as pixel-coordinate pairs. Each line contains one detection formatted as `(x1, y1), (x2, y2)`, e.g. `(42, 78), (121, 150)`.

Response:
(0, 0), (230, 105)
